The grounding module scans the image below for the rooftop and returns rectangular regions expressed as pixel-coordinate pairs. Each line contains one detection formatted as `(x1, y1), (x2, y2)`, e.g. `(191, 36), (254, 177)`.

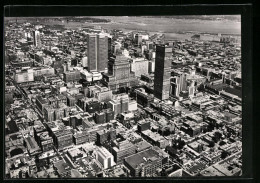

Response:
(124, 148), (161, 169)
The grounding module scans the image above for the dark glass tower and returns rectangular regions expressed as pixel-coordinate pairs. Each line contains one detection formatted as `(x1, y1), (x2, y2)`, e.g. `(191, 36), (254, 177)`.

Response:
(154, 45), (172, 100)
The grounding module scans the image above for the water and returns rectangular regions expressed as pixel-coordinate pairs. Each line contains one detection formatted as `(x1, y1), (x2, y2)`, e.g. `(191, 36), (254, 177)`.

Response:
(85, 16), (241, 35)
(64, 16), (241, 41)
(11, 16), (241, 41)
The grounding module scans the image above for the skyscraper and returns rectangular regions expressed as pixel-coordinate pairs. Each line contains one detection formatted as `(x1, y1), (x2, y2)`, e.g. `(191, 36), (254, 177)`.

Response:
(179, 73), (188, 92)
(102, 54), (137, 91)
(154, 45), (172, 100)
(108, 37), (112, 57)
(97, 34), (108, 72)
(187, 80), (195, 97)
(134, 34), (142, 46)
(32, 30), (41, 47)
(107, 93), (129, 115)
(96, 146), (115, 169)
(87, 34), (108, 72)
(171, 76), (180, 97)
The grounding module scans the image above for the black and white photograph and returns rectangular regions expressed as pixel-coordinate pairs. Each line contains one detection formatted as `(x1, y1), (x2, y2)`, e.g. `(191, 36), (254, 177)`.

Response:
(4, 8), (249, 179)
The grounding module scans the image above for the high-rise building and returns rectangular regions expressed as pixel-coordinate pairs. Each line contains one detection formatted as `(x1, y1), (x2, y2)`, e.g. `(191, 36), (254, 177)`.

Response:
(154, 45), (172, 100)
(171, 70), (189, 97)
(135, 34), (142, 45)
(107, 93), (129, 115)
(170, 76), (180, 97)
(63, 70), (81, 83)
(73, 130), (89, 145)
(130, 58), (149, 77)
(94, 109), (115, 124)
(188, 80), (195, 97)
(37, 131), (54, 152)
(96, 146), (115, 169)
(24, 32), (31, 40)
(179, 73), (188, 92)
(52, 130), (73, 150)
(111, 139), (136, 164)
(85, 100), (102, 113)
(14, 71), (34, 83)
(95, 111), (106, 124)
(96, 128), (116, 145)
(137, 120), (151, 132)
(146, 41), (154, 50)
(108, 37), (112, 57)
(86, 85), (113, 102)
(82, 57), (88, 68)
(141, 45), (147, 54)
(113, 42), (122, 55)
(102, 55), (137, 91)
(43, 107), (55, 122)
(124, 148), (163, 177)
(32, 30), (41, 47)
(148, 60), (155, 73)
(87, 34), (108, 72)
(87, 34), (98, 71)
(135, 88), (154, 107)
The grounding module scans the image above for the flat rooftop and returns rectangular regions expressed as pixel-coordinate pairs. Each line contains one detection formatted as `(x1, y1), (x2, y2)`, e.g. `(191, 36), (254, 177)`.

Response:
(124, 148), (160, 169)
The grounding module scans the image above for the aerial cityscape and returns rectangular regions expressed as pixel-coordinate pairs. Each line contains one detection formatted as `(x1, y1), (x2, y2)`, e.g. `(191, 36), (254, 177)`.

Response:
(4, 16), (242, 178)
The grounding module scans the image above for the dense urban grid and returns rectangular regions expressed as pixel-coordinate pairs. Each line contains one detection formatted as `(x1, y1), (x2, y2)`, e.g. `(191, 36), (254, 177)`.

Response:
(4, 17), (242, 178)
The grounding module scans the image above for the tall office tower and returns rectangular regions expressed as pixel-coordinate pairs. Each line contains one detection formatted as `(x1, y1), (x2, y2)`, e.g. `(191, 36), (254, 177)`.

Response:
(179, 73), (187, 92)
(130, 58), (149, 77)
(63, 70), (81, 83)
(154, 45), (172, 100)
(111, 139), (136, 164)
(146, 41), (154, 50)
(108, 37), (112, 57)
(24, 32), (31, 40)
(82, 57), (88, 68)
(134, 34), (142, 45)
(171, 76), (180, 97)
(107, 93), (129, 115)
(120, 94), (129, 113)
(87, 34), (108, 72)
(98, 34), (108, 72)
(96, 146), (115, 169)
(108, 55), (130, 80)
(187, 80), (195, 97)
(32, 30), (41, 47)
(102, 54), (137, 91)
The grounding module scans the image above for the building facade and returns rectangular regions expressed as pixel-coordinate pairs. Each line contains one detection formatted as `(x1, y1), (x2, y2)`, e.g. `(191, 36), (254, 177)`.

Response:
(87, 34), (108, 72)
(32, 30), (41, 47)
(96, 146), (115, 169)
(102, 55), (137, 91)
(154, 45), (172, 100)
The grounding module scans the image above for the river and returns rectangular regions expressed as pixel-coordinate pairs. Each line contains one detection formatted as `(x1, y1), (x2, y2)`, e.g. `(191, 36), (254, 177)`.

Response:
(13, 16), (241, 41)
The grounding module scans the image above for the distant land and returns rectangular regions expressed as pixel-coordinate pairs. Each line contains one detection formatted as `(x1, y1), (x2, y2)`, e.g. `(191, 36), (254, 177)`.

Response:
(141, 15), (241, 22)
(5, 15), (241, 35)
(5, 17), (111, 23)
(5, 15), (241, 22)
